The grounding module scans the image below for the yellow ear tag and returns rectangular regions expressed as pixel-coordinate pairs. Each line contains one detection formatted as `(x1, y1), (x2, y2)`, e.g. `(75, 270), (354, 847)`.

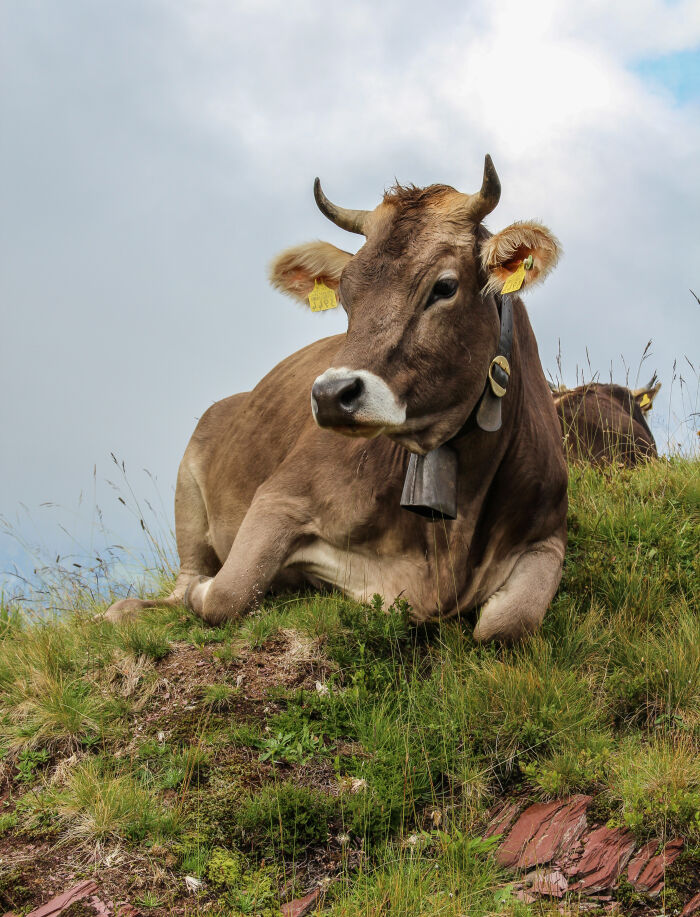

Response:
(501, 262), (526, 294)
(308, 279), (338, 312)
(639, 393), (651, 409)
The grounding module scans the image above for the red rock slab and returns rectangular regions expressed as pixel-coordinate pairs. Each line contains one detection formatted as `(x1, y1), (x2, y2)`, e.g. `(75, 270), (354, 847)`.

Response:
(681, 892), (700, 916)
(24, 881), (99, 917)
(632, 838), (684, 896)
(530, 868), (569, 898)
(626, 840), (659, 885)
(281, 888), (320, 917)
(484, 800), (521, 839)
(570, 826), (636, 893)
(497, 795), (592, 870)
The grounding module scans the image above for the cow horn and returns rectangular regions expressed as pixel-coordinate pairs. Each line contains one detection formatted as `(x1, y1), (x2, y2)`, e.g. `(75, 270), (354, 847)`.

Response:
(465, 154), (501, 223)
(314, 178), (369, 235)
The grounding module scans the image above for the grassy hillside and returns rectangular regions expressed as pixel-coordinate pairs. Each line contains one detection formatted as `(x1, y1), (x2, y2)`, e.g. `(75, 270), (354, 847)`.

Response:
(0, 458), (698, 916)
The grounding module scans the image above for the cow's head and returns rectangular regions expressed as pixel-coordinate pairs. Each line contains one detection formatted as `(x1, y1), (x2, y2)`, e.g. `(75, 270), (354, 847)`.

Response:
(270, 156), (561, 454)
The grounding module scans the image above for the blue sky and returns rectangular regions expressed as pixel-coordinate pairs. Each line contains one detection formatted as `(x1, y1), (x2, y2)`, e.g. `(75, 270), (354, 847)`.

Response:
(636, 48), (700, 102)
(2, 0), (699, 599)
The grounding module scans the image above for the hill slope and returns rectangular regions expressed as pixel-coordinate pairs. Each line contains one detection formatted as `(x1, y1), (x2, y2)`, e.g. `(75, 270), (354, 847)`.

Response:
(0, 458), (698, 916)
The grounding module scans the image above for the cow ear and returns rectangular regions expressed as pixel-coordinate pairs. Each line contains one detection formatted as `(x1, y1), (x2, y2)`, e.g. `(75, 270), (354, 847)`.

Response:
(269, 241), (353, 305)
(480, 221), (561, 295)
(632, 379), (661, 413)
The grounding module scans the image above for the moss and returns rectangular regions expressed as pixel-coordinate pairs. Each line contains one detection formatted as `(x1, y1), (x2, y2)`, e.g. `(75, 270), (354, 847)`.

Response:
(663, 845), (700, 911)
(0, 866), (32, 910)
(206, 846), (280, 915)
(613, 876), (649, 910)
(233, 781), (335, 857)
(61, 903), (100, 917)
(0, 812), (18, 835)
(585, 792), (620, 828)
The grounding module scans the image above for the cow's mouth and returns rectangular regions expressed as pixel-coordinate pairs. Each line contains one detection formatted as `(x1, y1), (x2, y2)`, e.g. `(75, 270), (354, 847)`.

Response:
(326, 423), (386, 439)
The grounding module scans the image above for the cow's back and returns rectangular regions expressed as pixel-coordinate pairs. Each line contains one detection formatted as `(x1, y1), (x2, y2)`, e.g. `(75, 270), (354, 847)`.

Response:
(557, 386), (657, 465)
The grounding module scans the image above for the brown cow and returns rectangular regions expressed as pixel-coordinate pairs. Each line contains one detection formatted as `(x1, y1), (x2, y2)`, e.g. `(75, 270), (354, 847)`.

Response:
(105, 156), (568, 642)
(551, 377), (661, 465)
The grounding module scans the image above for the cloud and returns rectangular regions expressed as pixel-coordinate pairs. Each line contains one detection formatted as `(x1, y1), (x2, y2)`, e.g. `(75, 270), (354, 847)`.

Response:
(1, 0), (699, 582)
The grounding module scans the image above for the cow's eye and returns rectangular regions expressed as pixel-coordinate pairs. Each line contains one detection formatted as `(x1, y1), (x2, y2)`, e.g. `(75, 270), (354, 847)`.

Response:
(426, 277), (458, 308)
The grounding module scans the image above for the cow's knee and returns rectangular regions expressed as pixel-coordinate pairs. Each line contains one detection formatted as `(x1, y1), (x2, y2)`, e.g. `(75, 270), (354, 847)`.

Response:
(473, 594), (546, 643)
(185, 575), (245, 625)
(473, 539), (564, 643)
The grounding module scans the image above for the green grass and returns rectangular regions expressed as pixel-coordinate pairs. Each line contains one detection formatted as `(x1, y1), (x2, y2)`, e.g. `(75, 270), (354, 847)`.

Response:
(202, 683), (238, 711)
(0, 456), (698, 914)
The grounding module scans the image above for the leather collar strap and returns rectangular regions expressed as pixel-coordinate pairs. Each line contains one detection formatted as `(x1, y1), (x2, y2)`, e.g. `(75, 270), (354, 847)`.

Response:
(452, 291), (514, 440)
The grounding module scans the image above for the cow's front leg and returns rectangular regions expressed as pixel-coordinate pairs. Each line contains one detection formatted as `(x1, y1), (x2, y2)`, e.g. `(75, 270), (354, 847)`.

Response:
(186, 491), (308, 625)
(472, 536), (565, 642)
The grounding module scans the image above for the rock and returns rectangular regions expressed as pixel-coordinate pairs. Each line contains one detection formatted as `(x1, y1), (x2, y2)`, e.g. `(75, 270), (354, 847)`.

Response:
(626, 840), (659, 885)
(570, 826), (636, 893)
(630, 838), (683, 897)
(529, 868), (569, 898)
(484, 800), (521, 839)
(496, 795), (591, 870)
(681, 892), (700, 916)
(23, 881), (99, 917)
(281, 887), (320, 917)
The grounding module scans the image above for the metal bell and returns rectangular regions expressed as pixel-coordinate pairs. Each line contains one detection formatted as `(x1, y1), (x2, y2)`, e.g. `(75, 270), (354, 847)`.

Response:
(400, 444), (458, 521)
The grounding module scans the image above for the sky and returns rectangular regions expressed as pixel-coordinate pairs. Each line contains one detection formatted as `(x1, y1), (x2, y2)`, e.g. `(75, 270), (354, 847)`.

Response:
(1, 0), (699, 596)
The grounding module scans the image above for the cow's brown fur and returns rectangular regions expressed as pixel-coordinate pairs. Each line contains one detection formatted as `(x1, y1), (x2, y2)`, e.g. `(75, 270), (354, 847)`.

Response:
(105, 162), (568, 642)
(554, 381), (660, 466)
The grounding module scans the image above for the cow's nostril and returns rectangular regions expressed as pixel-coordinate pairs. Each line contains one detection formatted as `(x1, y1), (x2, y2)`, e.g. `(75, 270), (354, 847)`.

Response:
(339, 377), (364, 410)
(312, 373), (367, 427)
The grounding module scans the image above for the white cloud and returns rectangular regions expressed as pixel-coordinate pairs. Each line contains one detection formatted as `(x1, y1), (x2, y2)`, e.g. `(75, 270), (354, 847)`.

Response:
(1, 0), (699, 579)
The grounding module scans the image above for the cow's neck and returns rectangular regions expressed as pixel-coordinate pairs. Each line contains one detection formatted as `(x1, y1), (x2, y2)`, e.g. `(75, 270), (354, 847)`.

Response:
(400, 291), (516, 521)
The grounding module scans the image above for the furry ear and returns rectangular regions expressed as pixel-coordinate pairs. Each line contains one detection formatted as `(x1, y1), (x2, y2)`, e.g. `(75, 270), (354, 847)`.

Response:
(269, 241), (353, 304)
(632, 377), (661, 413)
(481, 221), (561, 295)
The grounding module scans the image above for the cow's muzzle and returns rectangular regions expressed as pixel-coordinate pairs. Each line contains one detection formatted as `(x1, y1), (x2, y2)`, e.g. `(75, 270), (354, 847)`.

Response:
(311, 367), (407, 433)
(312, 375), (365, 426)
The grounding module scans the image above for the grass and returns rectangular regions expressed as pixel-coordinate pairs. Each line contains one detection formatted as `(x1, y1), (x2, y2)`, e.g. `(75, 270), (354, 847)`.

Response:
(45, 757), (183, 844)
(0, 456), (698, 914)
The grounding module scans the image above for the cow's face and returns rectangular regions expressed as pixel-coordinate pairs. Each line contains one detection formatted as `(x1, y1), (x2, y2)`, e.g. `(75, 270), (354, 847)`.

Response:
(270, 157), (560, 454)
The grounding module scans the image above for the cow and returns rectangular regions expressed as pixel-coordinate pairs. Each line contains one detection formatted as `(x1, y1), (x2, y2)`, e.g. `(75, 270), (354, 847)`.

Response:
(105, 156), (568, 642)
(551, 376), (661, 465)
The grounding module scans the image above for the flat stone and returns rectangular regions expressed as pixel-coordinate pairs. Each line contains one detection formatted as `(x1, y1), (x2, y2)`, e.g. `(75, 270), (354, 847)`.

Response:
(632, 838), (684, 897)
(626, 840), (659, 884)
(484, 800), (521, 839)
(281, 888), (320, 917)
(529, 868), (569, 898)
(681, 892), (700, 916)
(24, 882), (99, 917)
(570, 826), (636, 893)
(497, 795), (591, 870)
(497, 800), (565, 867)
